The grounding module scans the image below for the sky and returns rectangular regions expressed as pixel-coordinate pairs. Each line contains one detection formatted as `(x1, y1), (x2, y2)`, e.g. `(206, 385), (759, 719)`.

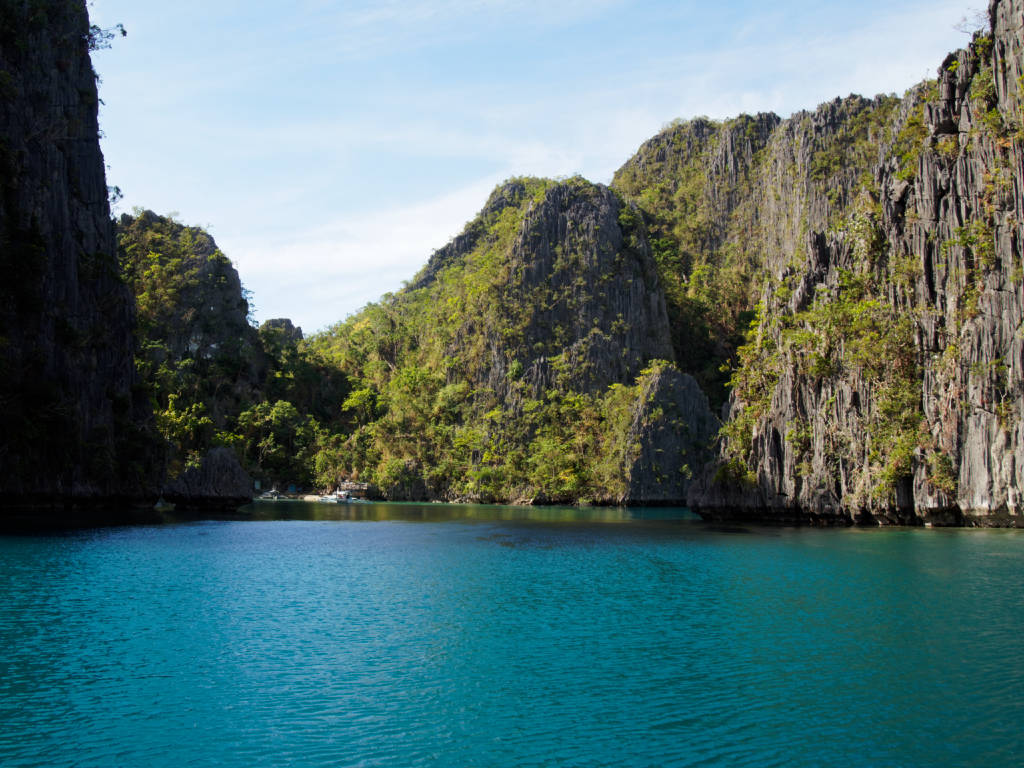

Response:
(87, 0), (979, 334)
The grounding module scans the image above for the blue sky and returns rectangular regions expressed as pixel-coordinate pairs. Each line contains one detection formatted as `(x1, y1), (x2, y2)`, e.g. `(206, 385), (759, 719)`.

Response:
(88, 0), (977, 334)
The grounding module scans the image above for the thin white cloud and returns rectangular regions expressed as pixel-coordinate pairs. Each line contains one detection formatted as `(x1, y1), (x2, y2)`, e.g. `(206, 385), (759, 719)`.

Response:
(93, 0), (976, 336)
(225, 175), (507, 332)
(287, 0), (629, 59)
(305, 0), (626, 28)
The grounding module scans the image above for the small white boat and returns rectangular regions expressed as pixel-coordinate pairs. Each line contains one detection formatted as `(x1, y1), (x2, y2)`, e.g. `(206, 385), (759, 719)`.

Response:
(318, 490), (353, 504)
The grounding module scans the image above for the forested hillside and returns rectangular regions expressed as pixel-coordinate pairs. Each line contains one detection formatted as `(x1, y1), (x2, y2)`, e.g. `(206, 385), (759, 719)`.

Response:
(118, 211), (348, 492)
(307, 178), (715, 503)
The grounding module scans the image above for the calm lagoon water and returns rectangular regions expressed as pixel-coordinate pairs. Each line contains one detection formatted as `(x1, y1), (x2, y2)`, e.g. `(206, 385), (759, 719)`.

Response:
(1, 501), (1022, 767)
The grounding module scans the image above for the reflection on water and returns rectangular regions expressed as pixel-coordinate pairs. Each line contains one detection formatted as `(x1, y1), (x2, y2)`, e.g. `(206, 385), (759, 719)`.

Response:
(0, 500), (700, 534)
(236, 499), (700, 524)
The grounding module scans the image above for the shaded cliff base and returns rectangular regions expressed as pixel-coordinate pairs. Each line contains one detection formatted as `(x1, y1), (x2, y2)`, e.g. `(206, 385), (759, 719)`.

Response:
(1, 443), (255, 530)
(691, 503), (1024, 528)
(0, 495), (252, 533)
(4, 491), (1021, 531)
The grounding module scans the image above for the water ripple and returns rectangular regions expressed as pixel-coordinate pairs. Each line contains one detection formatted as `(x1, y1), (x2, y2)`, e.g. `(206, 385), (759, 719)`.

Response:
(1, 515), (1022, 766)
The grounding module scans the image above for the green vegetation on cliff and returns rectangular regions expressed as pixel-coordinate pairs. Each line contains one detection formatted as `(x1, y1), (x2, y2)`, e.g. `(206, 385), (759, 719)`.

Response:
(610, 97), (902, 408)
(611, 116), (765, 406)
(105, 10), (1023, 521)
(118, 211), (348, 489)
(699, 21), (1024, 520)
(7, 0), (1020, 523)
(304, 177), (695, 503)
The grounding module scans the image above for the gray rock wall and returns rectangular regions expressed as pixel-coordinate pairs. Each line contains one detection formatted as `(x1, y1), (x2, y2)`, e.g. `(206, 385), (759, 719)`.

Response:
(163, 447), (252, 508)
(913, 0), (1024, 522)
(620, 364), (717, 505)
(506, 181), (674, 395)
(0, 0), (160, 502)
(433, 178), (676, 400)
(691, 0), (1024, 525)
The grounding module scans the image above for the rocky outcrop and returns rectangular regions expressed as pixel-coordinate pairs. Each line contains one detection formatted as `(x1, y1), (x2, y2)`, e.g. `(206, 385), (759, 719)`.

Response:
(689, 0), (1024, 526)
(119, 210), (267, 428)
(910, 0), (1024, 524)
(620, 364), (716, 504)
(612, 102), (896, 410)
(410, 176), (679, 400)
(614, 113), (782, 262)
(261, 317), (303, 343)
(326, 176), (696, 504)
(497, 179), (674, 396)
(163, 447), (253, 508)
(0, 0), (161, 504)
(410, 180), (534, 291)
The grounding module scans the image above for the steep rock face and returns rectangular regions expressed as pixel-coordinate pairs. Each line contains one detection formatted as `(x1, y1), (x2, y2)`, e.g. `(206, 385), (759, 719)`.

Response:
(119, 210), (266, 429)
(911, 0), (1024, 523)
(409, 180), (531, 291)
(410, 177), (675, 398)
(261, 317), (303, 343)
(611, 114), (779, 396)
(620, 364), (717, 505)
(612, 101), (896, 407)
(318, 177), (716, 503)
(614, 113), (782, 261)
(397, 176), (677, 404)
(0, 1), (159, 501)
(691, 0), (1024, 525)
(493, 180), (674, 396)
(614, 97), (899, 285)
(610, 114), (778, 259)
(163, 446), (252, 508)
(749, 96), (899, 275)
(118, 211), (288, 497)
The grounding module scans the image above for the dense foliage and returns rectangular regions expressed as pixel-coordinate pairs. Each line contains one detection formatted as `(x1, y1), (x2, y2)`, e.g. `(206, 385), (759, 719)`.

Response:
(303, 178), (677, 502)
(610, 99), (904, 409)
(118, 211), (348, 489)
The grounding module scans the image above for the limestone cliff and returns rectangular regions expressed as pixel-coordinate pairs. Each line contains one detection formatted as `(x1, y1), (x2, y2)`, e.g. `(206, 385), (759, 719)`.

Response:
(118, 210), (266, 428)
(6, 0), (1018, 522)
(412, 177), (674, 396)
(0, 3), (254, 513)
(0, 0), (160, 503)
(613, 98), (899, 406)
(315, 177), (715, 503)
(688, 0), (1024, 525)
(619, 362), (717, 505)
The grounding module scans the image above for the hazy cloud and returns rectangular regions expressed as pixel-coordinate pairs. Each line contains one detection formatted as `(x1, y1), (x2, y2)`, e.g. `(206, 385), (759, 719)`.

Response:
(224, 175), (505, 332)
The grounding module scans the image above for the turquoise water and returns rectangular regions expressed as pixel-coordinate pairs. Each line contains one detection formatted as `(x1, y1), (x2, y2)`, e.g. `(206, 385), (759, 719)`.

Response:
(1, 502), (1022, 767)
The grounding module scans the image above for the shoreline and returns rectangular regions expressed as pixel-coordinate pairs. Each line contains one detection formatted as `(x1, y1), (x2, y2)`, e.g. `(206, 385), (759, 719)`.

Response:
(2, 495), (1020, 531)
